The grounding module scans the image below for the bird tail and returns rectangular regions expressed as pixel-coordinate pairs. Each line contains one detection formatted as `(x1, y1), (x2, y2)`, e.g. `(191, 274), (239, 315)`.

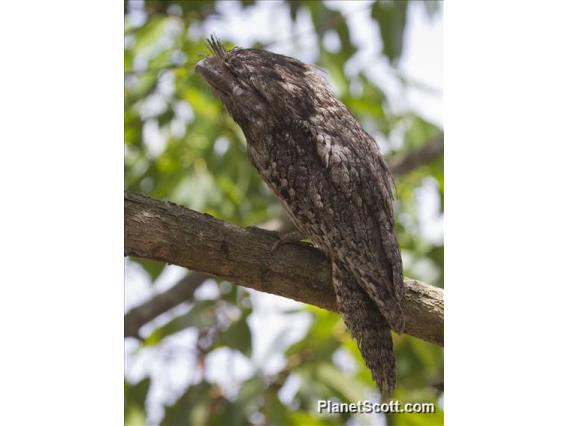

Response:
(331, 260), (396, 395)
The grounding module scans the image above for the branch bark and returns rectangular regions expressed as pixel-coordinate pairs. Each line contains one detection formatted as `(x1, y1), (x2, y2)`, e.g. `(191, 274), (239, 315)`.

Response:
(125, 192), (444, 346)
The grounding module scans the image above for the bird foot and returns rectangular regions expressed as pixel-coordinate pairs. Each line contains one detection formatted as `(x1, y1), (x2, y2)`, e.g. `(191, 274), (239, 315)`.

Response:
(271, 231), (309, 252)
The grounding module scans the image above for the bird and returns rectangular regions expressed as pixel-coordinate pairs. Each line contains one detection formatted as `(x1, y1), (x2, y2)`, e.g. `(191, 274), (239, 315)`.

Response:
(195, 36), (405, 394)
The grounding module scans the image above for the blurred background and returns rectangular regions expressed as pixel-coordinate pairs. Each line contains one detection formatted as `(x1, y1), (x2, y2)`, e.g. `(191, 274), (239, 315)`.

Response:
(124, 1), (443, 425)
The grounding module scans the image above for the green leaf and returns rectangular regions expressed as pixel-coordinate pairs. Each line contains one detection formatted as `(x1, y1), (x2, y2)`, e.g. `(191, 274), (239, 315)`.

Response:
(161, 382), (212, 426)
(131, 16), (169, 57)
(372, 0), (409, 64)
(135, 258), (165, 282)
(125, 378), (150, 426)
(219, 311), (252, 357)
(286, 309), (342, 361)
(143, 300), (216, 346)
(403, 115), (441, 150)
(392, 403), (444, 426)
(315, 363), (369, 402)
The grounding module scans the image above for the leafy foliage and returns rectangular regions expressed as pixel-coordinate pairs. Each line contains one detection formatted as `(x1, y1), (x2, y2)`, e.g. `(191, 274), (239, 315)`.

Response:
(125, 1), (443, 425)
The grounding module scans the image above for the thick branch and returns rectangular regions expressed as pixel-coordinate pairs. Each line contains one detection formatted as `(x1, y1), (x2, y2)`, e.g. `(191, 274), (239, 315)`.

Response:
(125, 192), (444, 346)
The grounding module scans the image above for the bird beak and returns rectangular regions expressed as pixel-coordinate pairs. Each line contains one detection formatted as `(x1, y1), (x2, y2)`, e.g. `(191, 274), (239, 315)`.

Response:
(195, 57), (232, 95)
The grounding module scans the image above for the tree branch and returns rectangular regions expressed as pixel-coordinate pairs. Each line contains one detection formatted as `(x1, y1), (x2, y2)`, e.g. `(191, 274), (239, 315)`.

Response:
(389, 134), (444, 176)
(124, 192), (444, 346)
(124, 271), (210, 338)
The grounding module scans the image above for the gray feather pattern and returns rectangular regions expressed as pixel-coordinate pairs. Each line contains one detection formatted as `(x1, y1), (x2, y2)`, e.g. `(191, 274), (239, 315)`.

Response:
(196, 40), (405, 394)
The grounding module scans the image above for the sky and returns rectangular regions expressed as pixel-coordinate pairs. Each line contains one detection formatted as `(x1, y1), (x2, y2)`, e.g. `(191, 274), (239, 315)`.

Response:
(125, 2), (443, 423)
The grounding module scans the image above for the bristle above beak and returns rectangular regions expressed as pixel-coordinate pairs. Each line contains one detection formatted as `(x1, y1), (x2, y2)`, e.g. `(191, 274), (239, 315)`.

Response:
(206, 35), (226, 59)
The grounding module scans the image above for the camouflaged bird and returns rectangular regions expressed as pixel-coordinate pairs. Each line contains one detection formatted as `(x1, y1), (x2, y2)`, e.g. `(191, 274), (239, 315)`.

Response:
(196, 37), (405, 394)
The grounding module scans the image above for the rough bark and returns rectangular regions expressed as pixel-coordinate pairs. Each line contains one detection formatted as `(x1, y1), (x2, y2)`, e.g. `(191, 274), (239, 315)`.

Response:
(124, 192), (443, 346)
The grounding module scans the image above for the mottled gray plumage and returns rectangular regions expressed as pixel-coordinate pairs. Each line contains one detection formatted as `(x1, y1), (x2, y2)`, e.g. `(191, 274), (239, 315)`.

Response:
(196, 37), (405, 394)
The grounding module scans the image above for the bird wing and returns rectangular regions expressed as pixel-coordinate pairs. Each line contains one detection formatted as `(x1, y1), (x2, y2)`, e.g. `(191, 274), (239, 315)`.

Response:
(312, 119), (405, 332)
